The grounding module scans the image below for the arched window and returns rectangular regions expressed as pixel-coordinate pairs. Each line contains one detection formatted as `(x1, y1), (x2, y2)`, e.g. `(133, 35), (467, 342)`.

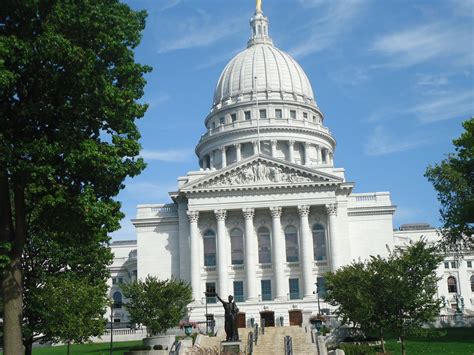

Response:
(285, 226), (299, 262)
(258, 227), (271, 264)
(312, 224), (327, 261)
(230, 228), (244, 265)
(447, 276), (457, 293)
(470, 275), (474, 292)
(203, 229), (216, 267)
(113, 291), (122, 309)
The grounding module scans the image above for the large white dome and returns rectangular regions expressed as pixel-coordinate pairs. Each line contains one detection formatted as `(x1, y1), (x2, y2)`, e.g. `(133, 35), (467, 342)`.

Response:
(213, 44), (315, 108)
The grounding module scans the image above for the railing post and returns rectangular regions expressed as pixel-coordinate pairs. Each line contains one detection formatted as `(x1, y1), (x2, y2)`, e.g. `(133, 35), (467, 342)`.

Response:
(247, 331), (254, 355)
(284, 336), (293, 355)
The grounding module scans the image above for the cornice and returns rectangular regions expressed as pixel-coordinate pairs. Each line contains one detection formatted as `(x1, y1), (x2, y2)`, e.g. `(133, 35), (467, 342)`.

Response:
(347, 205), (397, 216)
(131, 216), (179, 227)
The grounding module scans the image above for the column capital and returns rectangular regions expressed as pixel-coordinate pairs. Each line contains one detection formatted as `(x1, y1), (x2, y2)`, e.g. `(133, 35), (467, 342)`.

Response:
(269, 206), (282, 218)
(234, 143), (241, 148)
(325, 203), (337, 216)
(187, 210), (199, 223)
(270, 139), (277, 147)
(288, 139), (295, 145)
(242, 208), (255, 220)
(220, 145), (226, 152)
(297, 205), (310, 217)
(214, 209), (227, 221)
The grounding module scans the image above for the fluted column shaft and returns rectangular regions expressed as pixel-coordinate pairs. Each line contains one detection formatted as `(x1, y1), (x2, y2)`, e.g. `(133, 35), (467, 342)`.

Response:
(221, 147), (227, 168)
(298, 205), (314, 298)
(187, 210), (200, 301)
(243, 208), (257, 301)
(236, 143), (242, 162)
(288, 140), (295, 163)
(215, 209), (228, 297)
(317, 146), (322, 164)
(304, 143), (311, 165)
(209, 152), (214, 169)
(271, 140), (277, 158)
(270, 207), (285, 300)
(326, 204), (339, 271)
(253, 141), (258, 155)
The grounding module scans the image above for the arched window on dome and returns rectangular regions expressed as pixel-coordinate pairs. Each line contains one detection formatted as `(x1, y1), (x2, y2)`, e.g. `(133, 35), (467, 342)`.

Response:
(203, 229), (216, 267)
(312, 224), (327, 262)
(230, 228), (244, 265)
(258, 227), (271, 264)
(471, 275), (474, 292)
(113, 291), (122, 309)
(285, 226), (299, 262)
(447, 276), (457, 293)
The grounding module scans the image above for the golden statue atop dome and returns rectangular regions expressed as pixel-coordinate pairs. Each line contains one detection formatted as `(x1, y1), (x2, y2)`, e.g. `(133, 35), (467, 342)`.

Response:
(256, 0), (262, 13)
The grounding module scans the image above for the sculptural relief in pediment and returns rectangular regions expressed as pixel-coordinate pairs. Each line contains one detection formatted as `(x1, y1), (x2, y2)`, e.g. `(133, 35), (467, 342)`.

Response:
(198, 161), (323, 188)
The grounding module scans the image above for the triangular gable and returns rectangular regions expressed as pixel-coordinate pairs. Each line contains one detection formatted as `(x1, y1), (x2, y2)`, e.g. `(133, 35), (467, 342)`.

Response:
(180, 155), (343, 192)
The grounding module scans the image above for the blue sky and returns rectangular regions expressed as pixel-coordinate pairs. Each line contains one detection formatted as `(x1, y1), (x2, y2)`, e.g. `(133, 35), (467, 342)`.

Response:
(112, 0), (474, 240)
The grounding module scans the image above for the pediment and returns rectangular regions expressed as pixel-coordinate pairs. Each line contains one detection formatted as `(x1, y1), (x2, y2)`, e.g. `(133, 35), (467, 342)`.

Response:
(180, 155), (343, 192)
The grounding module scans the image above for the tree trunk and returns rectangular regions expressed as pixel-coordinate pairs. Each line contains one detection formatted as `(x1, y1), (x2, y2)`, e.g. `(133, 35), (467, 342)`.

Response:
(67, 340), (71, 355)
(380, 328), (386, 353)
(24, 338), (33, 355)
(400, 335), (406, 355)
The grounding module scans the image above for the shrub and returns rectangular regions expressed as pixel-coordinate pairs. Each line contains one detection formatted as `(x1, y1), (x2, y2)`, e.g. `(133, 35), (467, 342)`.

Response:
(129, 345), (152, 351)
(340, 343), (375, 355)
(153, 344), (163, 350)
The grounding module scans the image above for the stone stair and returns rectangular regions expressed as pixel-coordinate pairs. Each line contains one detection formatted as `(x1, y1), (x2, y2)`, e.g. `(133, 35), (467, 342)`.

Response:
(192, 326), (317, 354)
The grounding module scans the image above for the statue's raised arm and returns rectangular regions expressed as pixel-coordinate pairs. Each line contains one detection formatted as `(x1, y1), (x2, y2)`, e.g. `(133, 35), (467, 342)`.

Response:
(216, 293), (225, 304)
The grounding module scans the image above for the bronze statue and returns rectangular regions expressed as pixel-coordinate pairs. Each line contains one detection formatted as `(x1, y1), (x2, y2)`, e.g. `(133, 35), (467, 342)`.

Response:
(216, 294), (239, 341)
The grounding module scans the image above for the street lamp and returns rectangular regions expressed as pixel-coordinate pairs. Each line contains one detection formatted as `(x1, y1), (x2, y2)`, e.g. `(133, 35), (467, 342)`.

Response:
(204, 291), (209, 334)
(314, 281), (321, 314)
(109, 302), (114, 355)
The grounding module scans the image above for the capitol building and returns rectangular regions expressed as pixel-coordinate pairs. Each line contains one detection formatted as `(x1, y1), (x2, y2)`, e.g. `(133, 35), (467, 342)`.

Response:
(108, 4), (473, 328)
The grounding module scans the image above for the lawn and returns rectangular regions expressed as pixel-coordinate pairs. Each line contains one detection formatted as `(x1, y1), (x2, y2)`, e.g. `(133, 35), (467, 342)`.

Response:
(0, 340), (142, 355)
(341, 328), (474, 355)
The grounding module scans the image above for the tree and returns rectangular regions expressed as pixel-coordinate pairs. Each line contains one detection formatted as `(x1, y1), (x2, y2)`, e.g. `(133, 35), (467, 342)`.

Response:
(22, 224), (112, 355)
(122, 276), (193, 336)
(326, 240), (442, 355)
(0, 1), (150, 352)
(425, 118), (474, 249)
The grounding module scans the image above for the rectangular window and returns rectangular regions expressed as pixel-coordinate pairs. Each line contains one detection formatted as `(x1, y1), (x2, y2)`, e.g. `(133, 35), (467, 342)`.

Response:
(118, 277), (123, 284)
(219, 117), (225, 125)
(231, 113), (237, 122)
(444, 262), (449, 269)
(451, 261), (456, 269)
(114, 318), (121, 323)
(244, 111), (251, 120)
(206, 282), (217, 304)
(303, 112), (308, 119)
(212, 122), (216, 129)
(233, 281), (244, 302)
(468, 261), (472, 268)
(259, 109), (267, 119)
(290, 110), (296, 119)
(289, 278), (300, 300)
(316, 277), (327, 298)
(112, 278), (117, 285)
(275, 109), (282, 118)
(261, 280), (272, 301)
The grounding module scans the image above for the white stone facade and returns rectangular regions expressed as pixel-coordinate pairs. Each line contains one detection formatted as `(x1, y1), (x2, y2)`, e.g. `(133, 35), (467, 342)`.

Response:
(111, 5), (473, 328)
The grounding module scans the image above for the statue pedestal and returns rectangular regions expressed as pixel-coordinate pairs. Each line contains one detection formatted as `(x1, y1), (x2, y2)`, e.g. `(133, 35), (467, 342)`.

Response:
(221, 341), (242, 354)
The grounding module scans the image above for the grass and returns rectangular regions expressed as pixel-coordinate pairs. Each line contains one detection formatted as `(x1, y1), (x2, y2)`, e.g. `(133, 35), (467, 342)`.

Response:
(342, 328), (474, 355)
(0, 340), (142, 355)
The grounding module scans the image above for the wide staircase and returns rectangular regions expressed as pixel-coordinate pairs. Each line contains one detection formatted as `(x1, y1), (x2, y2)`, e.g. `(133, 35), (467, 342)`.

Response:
(192, 325), (316, 354)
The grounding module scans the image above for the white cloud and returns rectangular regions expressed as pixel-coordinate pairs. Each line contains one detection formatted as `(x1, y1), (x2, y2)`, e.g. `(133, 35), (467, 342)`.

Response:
(141, 149), (194, 162)
(365, 126), (431, 156)
(195, 47), (242, 70)
(157, 10), (245, 53)
(289, 0), (370, 58)
(371, 22), (473, 68)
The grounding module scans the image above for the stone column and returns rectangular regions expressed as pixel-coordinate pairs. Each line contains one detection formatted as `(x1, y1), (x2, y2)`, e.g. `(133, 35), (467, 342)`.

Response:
(316, 146), (322, 164)
(235, 143), (242, 162)
(298, 205), (314, 298)
(209, 151), (214, 169)
(221, 146), (227, 168)
(270, 206), (285, 300)
(271, 140), (277, 158)
(215, 209), (228, 297)
(243, 208), (257, 301)
(187, 210), (200, 302)
(326, 204), (339, 271)
(253, 141), (259, 155)
(304, 143), (311, 165)
(288, 140), (295, 163)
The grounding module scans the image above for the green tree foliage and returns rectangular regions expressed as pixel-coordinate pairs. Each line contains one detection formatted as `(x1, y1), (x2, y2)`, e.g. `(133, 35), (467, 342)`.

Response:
(326, 240), (443, 355)
(0, 1), (150, 352)
(425, 118), (474, 249)
(122, 276), (193, 336)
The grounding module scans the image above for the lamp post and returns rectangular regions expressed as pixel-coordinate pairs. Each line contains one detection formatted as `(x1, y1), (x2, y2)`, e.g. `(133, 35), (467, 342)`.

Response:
(204, 291), (209, 334)
(109, 302), (114, 355)
(314, 281), (321, 314)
